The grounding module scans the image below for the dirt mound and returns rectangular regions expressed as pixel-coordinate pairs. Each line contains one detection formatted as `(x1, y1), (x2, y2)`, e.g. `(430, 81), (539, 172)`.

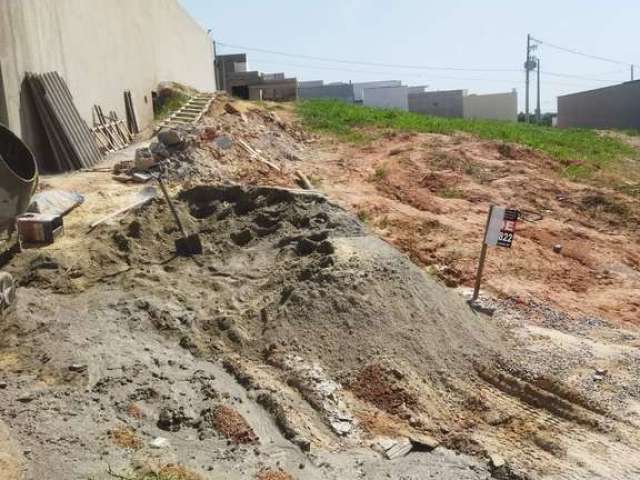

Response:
(14, 183), (503, 376)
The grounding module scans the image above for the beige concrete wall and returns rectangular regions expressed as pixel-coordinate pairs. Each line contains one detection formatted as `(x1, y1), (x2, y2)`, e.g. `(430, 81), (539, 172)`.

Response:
(0, 0), (214, 157)
(463, 91), (517, 122)
(558, 81), (640, 129)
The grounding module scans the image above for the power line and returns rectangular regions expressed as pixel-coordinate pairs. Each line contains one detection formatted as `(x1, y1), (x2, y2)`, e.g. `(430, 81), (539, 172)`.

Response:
(247, 56), (619, 88)
(218, 41), (624, 84)
(217, 41), (521, 73)
(532, 36), (639, 68)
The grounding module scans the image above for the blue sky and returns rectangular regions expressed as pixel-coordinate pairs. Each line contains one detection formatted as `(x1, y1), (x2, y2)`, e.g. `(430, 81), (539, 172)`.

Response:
(180, 0), (639, 112)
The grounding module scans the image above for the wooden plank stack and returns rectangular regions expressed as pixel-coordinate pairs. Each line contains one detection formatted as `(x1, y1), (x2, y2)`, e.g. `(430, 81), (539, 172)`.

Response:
(159, 93), (214, 130)
(90, 105), (132, 154)
(26, 72), (103, 172)
(123, 90), (139, 134)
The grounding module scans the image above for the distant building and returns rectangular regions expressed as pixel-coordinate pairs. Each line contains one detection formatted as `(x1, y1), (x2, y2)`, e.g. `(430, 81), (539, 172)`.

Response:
(463, 90), (517, 122)
(558, 80), (640, 129)
(352, 80), (402, 103)
(215, 53), (248, 92)
(362, 85), (409, 111)
(408, 89), (517, 122)
(215, 53), (297, 101)
(409, 89), (465, 118)
(248, 78), (298, 102)
(298, 80), (324, 88)
(298, 82), (355, 103)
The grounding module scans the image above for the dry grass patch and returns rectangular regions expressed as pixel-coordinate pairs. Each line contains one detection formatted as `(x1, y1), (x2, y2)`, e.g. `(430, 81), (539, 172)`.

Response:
(109, 426), (142, 450)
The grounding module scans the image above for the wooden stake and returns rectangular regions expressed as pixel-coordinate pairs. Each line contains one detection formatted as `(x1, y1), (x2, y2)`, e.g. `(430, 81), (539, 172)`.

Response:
(471, 205), (494, 303)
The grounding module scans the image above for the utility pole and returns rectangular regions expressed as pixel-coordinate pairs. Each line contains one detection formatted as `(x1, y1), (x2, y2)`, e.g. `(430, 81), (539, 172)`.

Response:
(213, 40), (221, 91)
(524, 35), (540, 124)
(536, 56), (541, 124)
(525, 34), (531, 123)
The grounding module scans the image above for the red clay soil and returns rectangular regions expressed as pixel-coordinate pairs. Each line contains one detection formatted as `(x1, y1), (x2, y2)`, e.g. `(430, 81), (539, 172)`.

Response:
(211, 405), (259, 444)
(293, 128), (640, 326)
(256, 468), (294, 480)
(349, 364), (419, 416)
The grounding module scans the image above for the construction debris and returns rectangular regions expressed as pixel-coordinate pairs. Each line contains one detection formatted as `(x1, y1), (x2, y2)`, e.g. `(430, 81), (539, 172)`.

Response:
(373, 437), (413, 460)
(26, 72), (102, 172)
(159, 93), (214, 129)
(0, 272), (15, 310)
(27, 190), (84, 217)
(16, 213), (64, 246)
(157, 128), (185, 147)
(123, 90), (140, 134)
(91, 105), (133, 153)
(88, 186), (157, 231)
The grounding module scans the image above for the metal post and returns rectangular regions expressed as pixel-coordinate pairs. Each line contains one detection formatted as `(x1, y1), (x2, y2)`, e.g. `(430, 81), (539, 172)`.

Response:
(471, 205), (494, 303)
(525, 34), (530, 123)
(632, 65), (635, 81)
(213, 41), (220, 91)
(536, 57), (541, 124)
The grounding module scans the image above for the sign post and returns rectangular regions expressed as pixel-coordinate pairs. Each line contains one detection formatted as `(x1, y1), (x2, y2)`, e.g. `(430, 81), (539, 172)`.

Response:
(471, 205), (519, 303)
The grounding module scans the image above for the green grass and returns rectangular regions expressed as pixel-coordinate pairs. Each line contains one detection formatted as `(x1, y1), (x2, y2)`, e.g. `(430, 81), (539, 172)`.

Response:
(154, 91), (189, 121)
(296, 99), (637, 180)
(371, 165), (388, 181)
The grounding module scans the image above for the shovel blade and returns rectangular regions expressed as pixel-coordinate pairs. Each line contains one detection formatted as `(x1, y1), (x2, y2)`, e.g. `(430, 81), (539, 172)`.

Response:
(175, 234), (203, 256)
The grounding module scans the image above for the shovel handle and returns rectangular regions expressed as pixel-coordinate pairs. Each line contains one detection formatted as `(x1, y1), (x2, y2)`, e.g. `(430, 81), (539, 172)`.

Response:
(157, 177), (188, 239)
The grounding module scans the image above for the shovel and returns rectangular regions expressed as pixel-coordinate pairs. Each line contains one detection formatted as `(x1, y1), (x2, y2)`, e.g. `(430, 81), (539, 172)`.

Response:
(156, 177), (202, 256)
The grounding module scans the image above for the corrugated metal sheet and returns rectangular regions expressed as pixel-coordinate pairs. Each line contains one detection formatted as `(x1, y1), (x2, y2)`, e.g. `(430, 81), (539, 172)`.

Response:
(26, 72), (102, 172)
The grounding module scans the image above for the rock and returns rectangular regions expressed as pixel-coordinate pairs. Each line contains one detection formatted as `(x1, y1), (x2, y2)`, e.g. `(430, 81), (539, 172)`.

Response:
(224, 102), (240, 115)
(68, 364), (87, 373)
(227, 327), (245, 345)
(0, 381), (6, 389)
(216, 316), (233, 331)
(215, 136), (234, 150)
(388, 147), (410, 156)
(293, 435), (311, 452)
(149, 141), (170, 159)
(201, 127), (217, 141)
(489, 453), (505, 469)
(17, 393), (35, 403)
(179, 335), (197, 351)
(553, 244), (563, 254)
(408, 432), (439, 450)
(157, 407), (184, 432)
(150, 437), (170, 449)
(316, 240), (334, 255)
(296, 238), (317, 256)
(230, 229), (253, 246)
(157, 128), (184, 147)
(134, 147), (156, 170)
(383, 437), (413, 460)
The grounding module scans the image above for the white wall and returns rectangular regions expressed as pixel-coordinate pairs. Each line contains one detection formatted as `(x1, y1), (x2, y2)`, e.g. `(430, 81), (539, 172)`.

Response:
(0, 0), (215, 156)
(353, 80), (401, 102)
(362, 86), (409, 111)
(463, 91), (517, 122)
